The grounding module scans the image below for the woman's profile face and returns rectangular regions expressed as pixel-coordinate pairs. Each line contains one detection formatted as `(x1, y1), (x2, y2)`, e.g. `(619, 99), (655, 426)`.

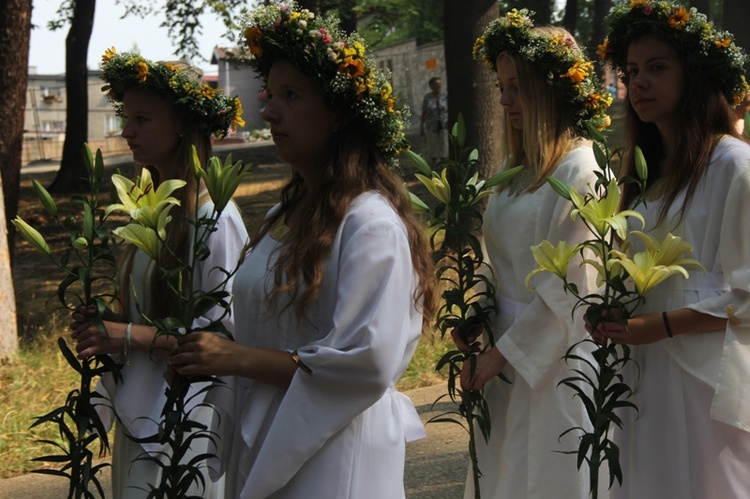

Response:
(120, 87), (182, 175)
(496, 55), (524, 130)
(626, 35), (684, 131)
(261, 60), (340, 181)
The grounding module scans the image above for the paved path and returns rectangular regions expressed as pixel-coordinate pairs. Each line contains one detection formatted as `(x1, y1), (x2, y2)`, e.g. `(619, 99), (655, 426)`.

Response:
(0, 383), (469, 498)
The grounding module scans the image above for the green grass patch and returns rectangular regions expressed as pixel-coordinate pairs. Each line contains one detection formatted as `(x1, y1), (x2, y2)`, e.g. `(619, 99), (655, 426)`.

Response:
(0, 313), (93, 479)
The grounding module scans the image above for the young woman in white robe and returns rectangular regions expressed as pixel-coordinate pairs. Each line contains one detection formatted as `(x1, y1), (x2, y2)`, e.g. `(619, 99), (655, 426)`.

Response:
(70, 52), (248, 498)
(169, 4), (438, 498)
(590, 1), (750, 497)
(457, 11), (613, 499)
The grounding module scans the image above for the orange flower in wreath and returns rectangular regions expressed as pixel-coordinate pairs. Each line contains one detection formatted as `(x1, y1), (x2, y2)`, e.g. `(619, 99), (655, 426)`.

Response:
(561, 60), (591, 84)
(244, 26), (264, 57)
(135, 61), (149, 83)
(668, 7), (689, 30)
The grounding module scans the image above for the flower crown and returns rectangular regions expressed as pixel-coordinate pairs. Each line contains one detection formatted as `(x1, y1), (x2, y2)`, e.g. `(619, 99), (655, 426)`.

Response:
(599, 0), (749, 107)
(100, 48), (245, 139)
(238, 1), (409, 166)
(474, 9), (612, 135)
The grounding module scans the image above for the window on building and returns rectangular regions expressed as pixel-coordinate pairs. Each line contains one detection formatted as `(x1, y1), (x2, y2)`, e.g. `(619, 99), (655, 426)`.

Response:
(40, 87), (64, 104)
(105, 115), (123, 136)
(41, 120), (65, 133)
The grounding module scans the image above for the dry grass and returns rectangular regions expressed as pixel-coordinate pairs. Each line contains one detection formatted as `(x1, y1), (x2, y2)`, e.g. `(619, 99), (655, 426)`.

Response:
(0, 315), (83, 478)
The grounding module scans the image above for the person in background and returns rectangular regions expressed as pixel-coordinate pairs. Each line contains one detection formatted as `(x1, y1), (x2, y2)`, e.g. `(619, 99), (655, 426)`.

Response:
(592, 1), (750, 497)
(169, 3), (438, 498)
(420, 76), (449, 167)
(71, 49), (248, 499)
(456, 9), (612, 499)
(734, 89), (750, 137)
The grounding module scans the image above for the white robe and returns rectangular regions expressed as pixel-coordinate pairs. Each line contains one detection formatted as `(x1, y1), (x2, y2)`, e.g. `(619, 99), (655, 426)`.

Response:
(464, 145), (603, 499)
(209, 191), (426, 499)
(612, 136), (750, 499)
(97, 199), (249, 499)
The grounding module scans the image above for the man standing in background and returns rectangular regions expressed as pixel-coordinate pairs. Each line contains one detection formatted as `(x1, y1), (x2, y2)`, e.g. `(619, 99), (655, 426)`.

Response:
(420, 77), (449, 167)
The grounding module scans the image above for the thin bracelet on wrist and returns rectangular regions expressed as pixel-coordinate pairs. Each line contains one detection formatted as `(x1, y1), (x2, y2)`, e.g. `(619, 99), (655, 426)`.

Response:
(662, 311), (673, 338)
(124, 322), (133, 364)
(290, 349), (313, 375)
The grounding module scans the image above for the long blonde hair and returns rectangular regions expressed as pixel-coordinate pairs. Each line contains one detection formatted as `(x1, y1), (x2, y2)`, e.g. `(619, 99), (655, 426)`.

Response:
(499, 27), (584, 191)
(119, 102), (212, 321)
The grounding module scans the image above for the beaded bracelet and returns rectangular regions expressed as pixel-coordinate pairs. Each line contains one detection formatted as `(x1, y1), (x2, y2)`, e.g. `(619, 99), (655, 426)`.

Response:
(662, 311), (673, 338)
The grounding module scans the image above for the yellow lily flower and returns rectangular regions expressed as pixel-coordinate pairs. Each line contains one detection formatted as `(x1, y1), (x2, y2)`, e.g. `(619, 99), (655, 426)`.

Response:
(609, 250), (690, 296)
(526, 240), (582, 290)
(113, 223), (162, 261)
(12, 217), (51, 256)
(415, 169), (451, 205)
(570, 178), (645, 239)
(197, 153), (252, 213)
(629, 231), (705, 270)
(106, 168), (185, 230)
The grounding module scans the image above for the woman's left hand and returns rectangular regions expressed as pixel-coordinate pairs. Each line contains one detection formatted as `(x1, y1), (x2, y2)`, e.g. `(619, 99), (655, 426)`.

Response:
(169, 332), (236, 377)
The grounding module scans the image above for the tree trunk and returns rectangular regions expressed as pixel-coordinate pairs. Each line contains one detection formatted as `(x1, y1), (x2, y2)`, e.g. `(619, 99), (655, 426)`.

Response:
(504, 0), (553, 24)
(562, 0), (579, 33)
(588, 0), (612, 76)
(336, 0), (358, 33)
(689, 0), (711, 18)
(0, 0), (30, 359)
(443, 0), (502, 183)
(49, 0), (96, 193)
(723, 0), (749, 75)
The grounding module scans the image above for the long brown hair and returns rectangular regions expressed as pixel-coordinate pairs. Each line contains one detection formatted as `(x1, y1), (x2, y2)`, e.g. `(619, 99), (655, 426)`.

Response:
(119, 102), (212, 321)
(252, 120), (438, 329)
(618, 35), (739, 225)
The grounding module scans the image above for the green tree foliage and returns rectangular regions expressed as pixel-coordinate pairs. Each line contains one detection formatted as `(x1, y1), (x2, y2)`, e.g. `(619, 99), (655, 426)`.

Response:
(355, 0), (444, 47)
